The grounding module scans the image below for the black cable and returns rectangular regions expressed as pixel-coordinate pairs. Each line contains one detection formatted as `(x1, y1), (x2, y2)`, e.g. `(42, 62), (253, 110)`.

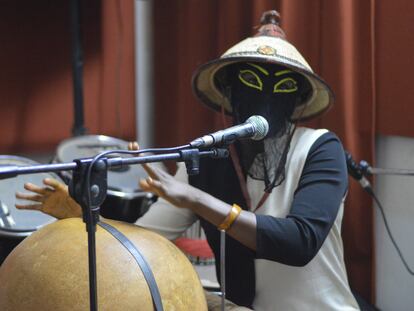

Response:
(367, 187), (414, 275)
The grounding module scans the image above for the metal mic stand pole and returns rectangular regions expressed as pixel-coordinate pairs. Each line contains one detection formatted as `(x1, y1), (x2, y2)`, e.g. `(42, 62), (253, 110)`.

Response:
(69, 158), (108, 311)
(220, 229), (226, 311)
(348, 158), (414, 195)
(359, 160), (414, 177)
(352, 158), (414, 277)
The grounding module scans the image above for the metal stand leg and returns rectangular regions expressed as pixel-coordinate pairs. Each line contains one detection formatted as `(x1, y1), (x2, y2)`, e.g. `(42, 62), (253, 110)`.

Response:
(220, 229), (226, 311)
(69, 158), (108, 311)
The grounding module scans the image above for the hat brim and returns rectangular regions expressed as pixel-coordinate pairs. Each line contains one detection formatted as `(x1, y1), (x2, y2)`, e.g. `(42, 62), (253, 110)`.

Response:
(192, 55), (334, 122)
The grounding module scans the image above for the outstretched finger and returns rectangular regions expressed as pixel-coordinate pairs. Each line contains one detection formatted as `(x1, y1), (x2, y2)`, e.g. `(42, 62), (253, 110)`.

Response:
(139, 177), (164, 196)
(43, 178), (63, 190)
(127, 141), (155, 177)
(16, 191), (44, 203)
(15, 203), (42, 211)
(147, 176), (164, 189)
(141, 163), (166, 181)
(128, 141), (139, 151)
(24, 182), (48, 195)
(139, 179), (151, 192)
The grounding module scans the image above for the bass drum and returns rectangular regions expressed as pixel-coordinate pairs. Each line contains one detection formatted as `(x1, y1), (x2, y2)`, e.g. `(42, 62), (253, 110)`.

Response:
(0, 155), (59, 265)
(55, 135), (155, 223)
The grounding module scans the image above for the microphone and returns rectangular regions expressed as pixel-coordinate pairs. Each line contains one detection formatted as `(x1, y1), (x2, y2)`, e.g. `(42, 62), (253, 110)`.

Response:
(345, 150), (373, 193)
(190, 115), (269, 148)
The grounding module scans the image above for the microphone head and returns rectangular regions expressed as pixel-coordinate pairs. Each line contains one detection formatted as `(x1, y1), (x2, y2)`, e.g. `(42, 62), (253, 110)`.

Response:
(246, 115), (269, 140)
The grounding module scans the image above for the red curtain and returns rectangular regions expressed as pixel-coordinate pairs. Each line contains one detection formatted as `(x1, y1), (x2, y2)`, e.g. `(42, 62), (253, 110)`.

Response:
(2, 0), (414, 304)
(0, 0), (136, 153)
(153, 0), (377, 302)
(375, 0), (414, 137)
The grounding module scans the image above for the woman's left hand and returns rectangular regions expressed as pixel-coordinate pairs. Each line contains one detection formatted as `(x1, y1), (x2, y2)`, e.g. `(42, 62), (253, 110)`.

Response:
(139, 164), (199, 209)
(140, 161), (258, 251)
(131, 140), (198, 208)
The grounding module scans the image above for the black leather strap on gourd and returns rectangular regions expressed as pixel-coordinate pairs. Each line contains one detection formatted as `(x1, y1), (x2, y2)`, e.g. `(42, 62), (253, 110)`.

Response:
(98, 222), (164, 311)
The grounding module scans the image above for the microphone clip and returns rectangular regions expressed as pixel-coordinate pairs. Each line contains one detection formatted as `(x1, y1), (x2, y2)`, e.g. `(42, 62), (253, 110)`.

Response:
(345, 150), (373, 193)
(180, 149), (200, 176)
(180, 147), (230, 176)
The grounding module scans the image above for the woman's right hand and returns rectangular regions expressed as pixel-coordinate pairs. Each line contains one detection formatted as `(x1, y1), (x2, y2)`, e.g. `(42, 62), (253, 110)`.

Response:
(14, 141), (141, 219)
(15, 178), (82, 219)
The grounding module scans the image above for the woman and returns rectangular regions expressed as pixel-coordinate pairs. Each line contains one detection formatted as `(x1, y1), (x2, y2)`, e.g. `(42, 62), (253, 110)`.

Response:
(16, 11), (359, 310)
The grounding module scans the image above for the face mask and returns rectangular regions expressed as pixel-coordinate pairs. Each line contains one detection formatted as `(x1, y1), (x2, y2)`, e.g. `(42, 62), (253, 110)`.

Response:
(228, 62), (310, 137)
(222, 62), (311, 191)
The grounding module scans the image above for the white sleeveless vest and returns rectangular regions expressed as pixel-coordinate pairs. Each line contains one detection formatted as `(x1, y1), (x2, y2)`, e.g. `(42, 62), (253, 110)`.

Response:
(138, 127), (360, 310)
(249, 127), (359, 311)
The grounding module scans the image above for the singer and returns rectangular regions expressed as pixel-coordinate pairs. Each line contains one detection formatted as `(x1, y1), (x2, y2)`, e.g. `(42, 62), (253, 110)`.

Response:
(16, 11), (359, 311)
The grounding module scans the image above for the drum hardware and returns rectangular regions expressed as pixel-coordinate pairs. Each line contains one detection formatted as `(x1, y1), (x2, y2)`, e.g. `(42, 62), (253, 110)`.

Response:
(78, 143), (124, 150)
(0, 200), (15, 228)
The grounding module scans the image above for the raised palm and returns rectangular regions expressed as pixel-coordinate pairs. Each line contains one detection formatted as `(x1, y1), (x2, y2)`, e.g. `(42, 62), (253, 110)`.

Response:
(15, 178), (81, 219)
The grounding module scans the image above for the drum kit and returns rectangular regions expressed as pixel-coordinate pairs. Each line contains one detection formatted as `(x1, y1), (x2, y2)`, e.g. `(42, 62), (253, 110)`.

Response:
(0, 135), (155, 265)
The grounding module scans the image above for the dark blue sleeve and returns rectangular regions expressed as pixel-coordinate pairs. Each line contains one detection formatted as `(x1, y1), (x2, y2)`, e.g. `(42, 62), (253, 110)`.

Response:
(255, 131), (348, 266)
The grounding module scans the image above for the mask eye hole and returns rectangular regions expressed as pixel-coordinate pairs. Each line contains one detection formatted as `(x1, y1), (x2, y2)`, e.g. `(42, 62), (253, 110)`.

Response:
(274, 77), (298, 93)
(238, 70), (263, 91)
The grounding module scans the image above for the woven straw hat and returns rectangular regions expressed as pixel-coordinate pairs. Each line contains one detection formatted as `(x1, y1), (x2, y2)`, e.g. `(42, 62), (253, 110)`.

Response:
(192, 10), (334, 121)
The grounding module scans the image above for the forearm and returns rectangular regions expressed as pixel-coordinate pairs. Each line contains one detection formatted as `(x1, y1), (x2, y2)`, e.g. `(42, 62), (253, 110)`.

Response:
(139, 163), (257, 250)
(185, 188), (257, 251)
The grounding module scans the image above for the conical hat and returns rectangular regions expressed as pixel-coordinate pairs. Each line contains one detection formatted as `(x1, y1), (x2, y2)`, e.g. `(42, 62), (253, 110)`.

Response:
(192, 10), (334, 121)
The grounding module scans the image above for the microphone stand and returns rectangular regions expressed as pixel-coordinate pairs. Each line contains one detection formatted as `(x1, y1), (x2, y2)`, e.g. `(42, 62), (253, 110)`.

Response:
(347, 154), (414, 194)
(0, 147), (229, 311)
(359, 160), (414, 177)
(346, 154), (414, 276)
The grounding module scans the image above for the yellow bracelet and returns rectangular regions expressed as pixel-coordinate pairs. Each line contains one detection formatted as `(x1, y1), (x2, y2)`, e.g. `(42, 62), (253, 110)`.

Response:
(218, 204), (242, 231)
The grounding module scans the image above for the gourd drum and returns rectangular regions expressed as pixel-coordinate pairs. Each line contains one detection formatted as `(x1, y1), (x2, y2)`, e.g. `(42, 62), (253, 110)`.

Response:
(0, 218), (207, 310)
